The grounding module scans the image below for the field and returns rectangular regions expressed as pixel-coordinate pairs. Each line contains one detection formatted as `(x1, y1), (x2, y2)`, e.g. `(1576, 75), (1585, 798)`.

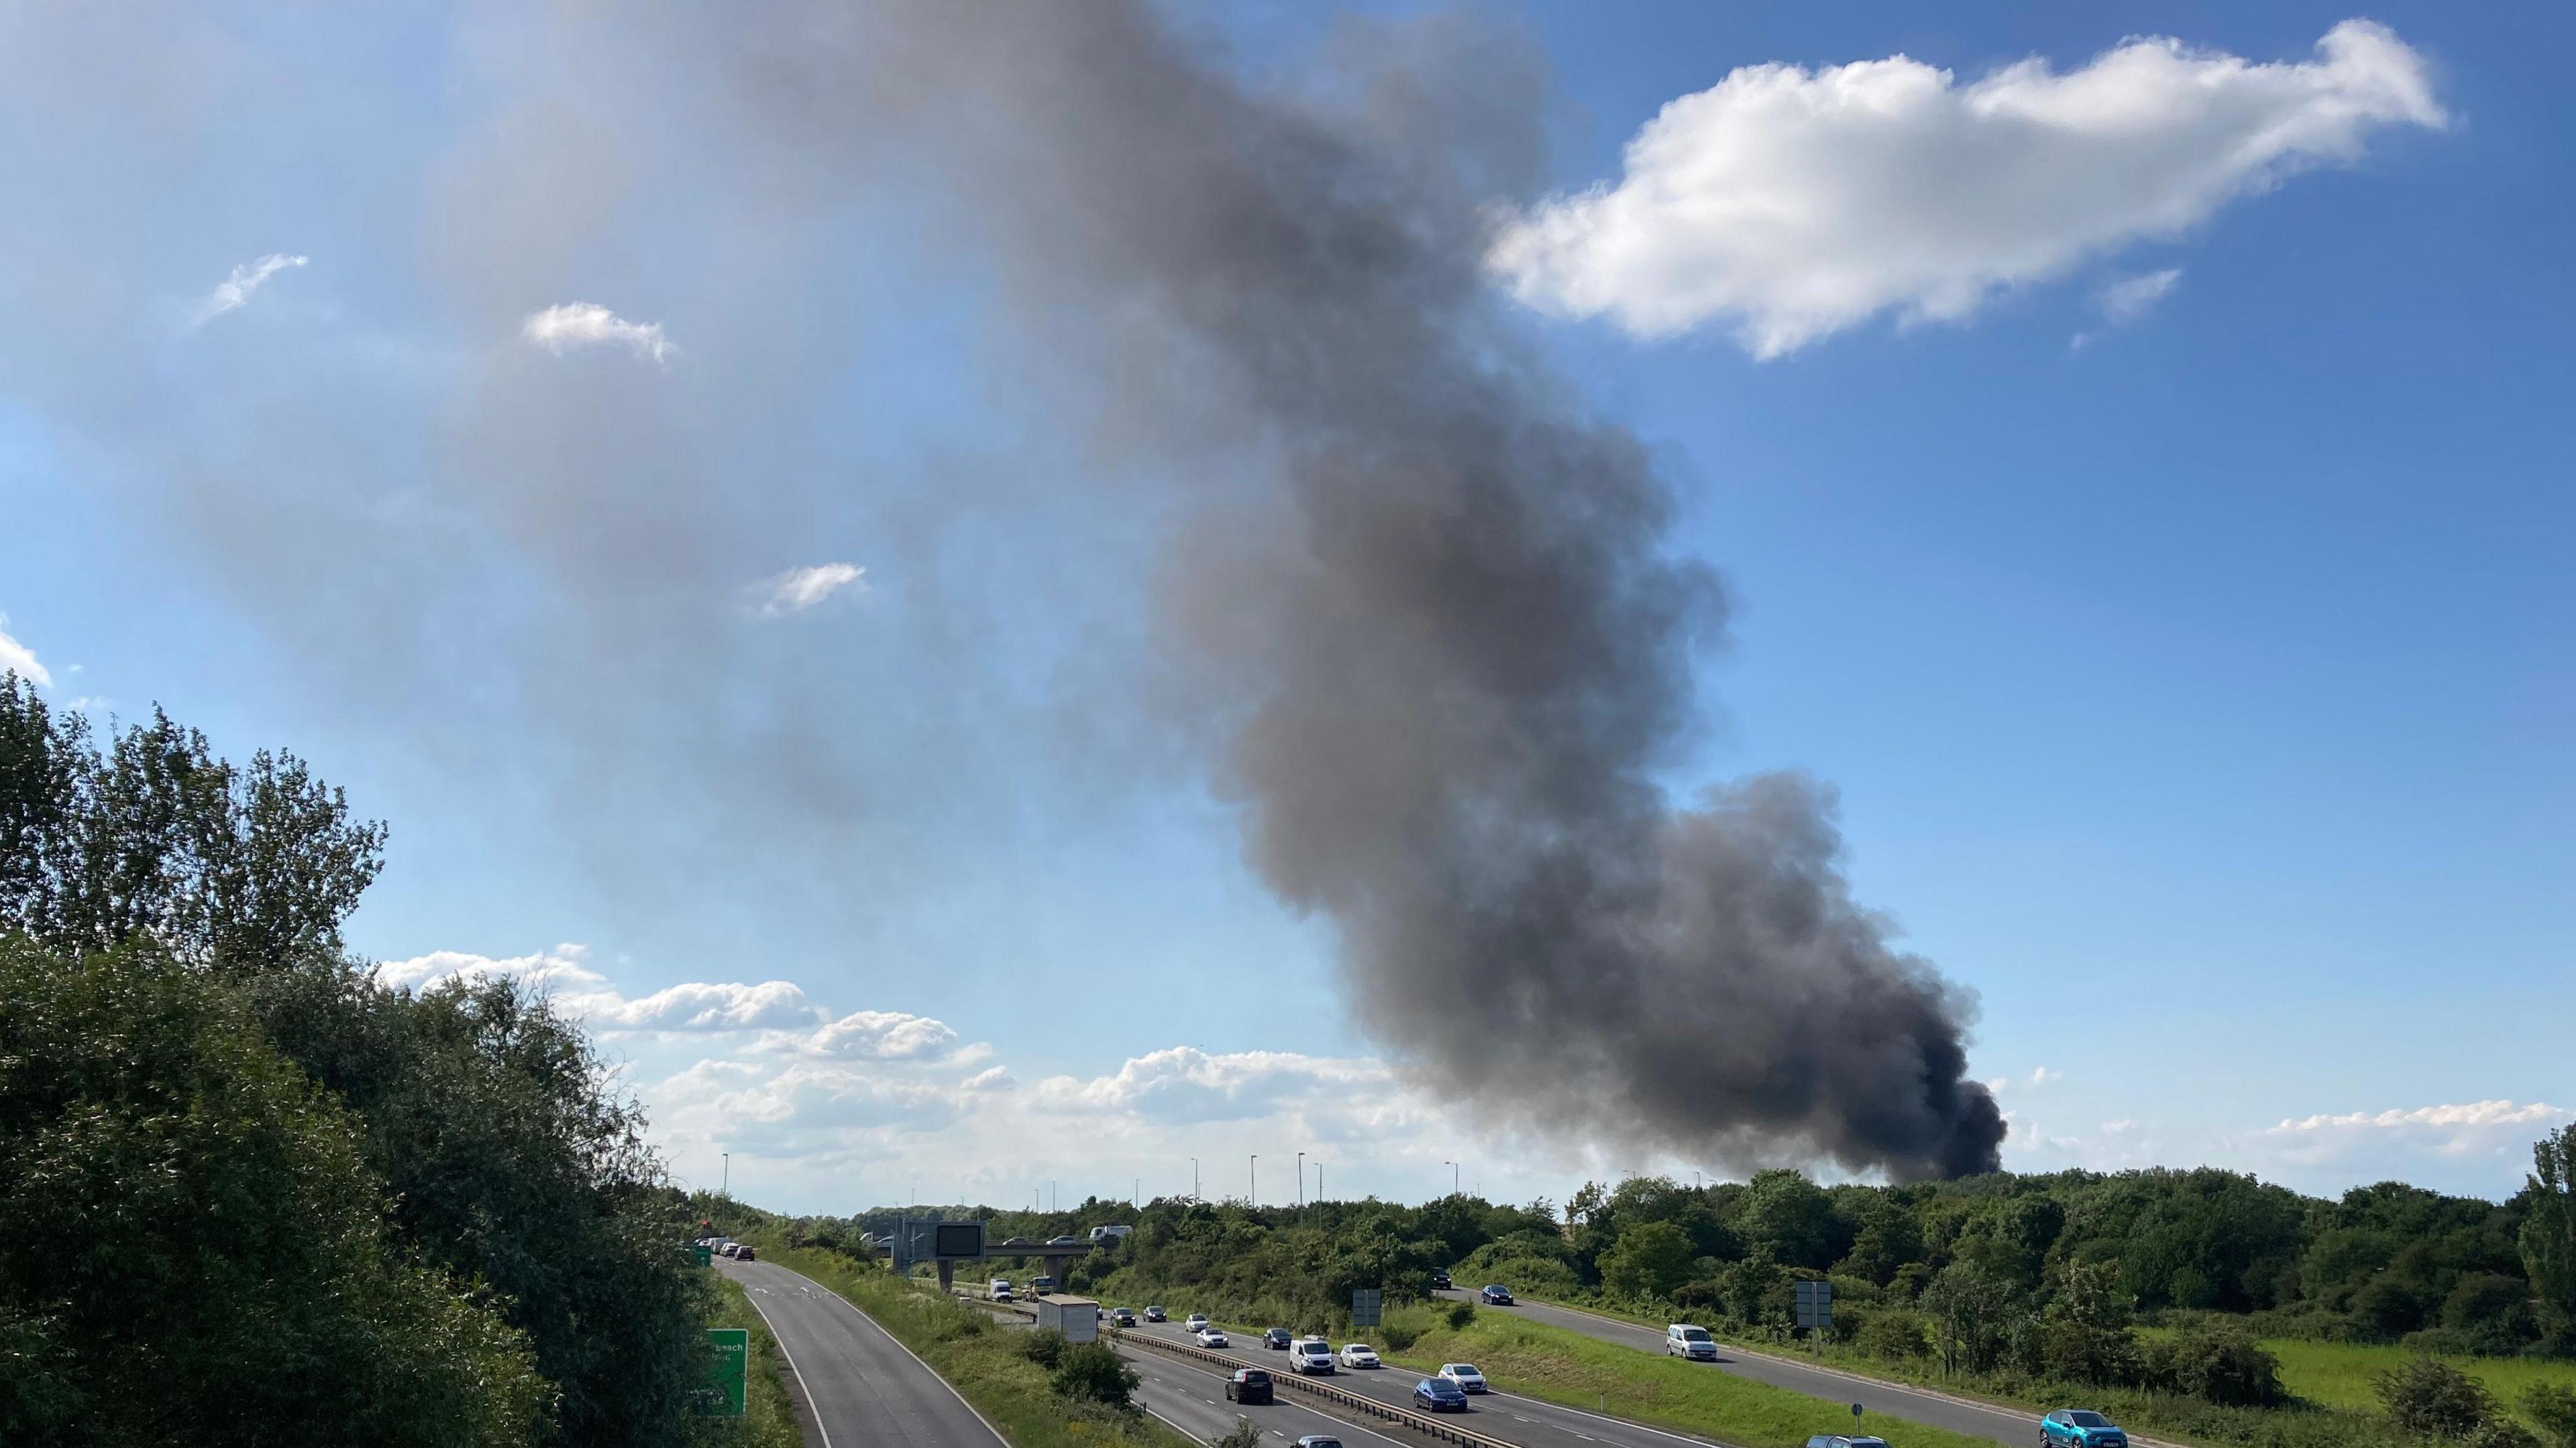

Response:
(1371, 1302), (2004, 1448)
(2253, 1338), (2576, 1417)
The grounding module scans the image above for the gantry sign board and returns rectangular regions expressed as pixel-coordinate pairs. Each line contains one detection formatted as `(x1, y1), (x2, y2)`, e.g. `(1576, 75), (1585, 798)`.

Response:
(1793, 1279), (1833, 1331)
(1352, 1288), (1383, 1328)
(883, 1219), (987, 1268)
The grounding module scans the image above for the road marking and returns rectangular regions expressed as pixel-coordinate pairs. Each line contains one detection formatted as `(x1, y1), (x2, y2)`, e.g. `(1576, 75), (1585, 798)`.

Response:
(731, 1275), (837, 1448)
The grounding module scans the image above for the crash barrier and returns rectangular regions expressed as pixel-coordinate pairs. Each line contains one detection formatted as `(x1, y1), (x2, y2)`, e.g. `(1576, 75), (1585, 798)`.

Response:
(1108, 1328), (1520, 1448)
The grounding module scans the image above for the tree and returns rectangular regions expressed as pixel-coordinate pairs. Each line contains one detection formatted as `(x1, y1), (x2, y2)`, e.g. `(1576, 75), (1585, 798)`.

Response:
(1053, 1341), (1140, 1408)
(1920, 1262), (2024, 1376)
(2139, 1319), (2283, 1407)
(2039, 1259), (2138, 1386)
(2522, 1123), (2576, 1340)
(0, 938), (547, 1447)
(2377, 1357), (2497, 1440)
(0, 679), (384, 972)
(1601, 1221), (1697, 1302)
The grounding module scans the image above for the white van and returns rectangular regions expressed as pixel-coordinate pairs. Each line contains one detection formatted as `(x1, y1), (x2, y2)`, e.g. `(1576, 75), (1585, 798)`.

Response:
(991, 1279), (1014, 1302)
(1666, 1323), (1717, 1360)
(1289, 1338), (1335, 1374)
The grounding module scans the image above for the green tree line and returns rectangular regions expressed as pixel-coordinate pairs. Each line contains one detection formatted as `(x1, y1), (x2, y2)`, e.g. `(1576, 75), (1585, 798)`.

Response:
(0, 677), (720, 1447)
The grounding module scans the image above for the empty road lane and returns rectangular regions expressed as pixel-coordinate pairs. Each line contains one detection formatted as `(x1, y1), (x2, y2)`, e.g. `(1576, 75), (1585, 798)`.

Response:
(722, 1258), (1007, 1448)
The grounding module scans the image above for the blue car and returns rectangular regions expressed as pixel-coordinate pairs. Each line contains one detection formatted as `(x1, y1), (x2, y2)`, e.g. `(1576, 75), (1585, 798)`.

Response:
(1479, 1284), (1514, 1306)
(1414, 1378), (1470, 1412)
(2042, 1410), (2127, 1448)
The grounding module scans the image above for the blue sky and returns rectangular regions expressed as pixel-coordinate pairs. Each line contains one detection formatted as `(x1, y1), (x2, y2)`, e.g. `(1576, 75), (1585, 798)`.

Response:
(3, 0), (2569, 1213)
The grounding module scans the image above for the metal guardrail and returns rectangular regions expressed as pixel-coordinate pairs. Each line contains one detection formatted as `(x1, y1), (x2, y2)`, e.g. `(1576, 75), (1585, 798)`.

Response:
(1107, 1328), (1519, 1448)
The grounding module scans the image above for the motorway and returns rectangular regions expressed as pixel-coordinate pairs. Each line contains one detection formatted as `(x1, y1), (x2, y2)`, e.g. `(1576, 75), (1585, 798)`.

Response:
(1122, 1316), (1737, 1448)
(722, 1257), (1007, 1448)
(1427, 1289), (2038, 1447)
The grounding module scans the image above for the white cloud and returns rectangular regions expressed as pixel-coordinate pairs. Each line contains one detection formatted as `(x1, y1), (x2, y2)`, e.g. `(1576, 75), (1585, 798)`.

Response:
(521, 302), (677, 364)
(376, 943), (814, 1032)
(2265, 1099), (2567, 1145)
(766, 1008), (965, 1061)
(753, 562), (867, 616)
(0, 618), (51, 687)
(1489, 21), (2444, 355)
(194, 252), (307, 326)
(2030, 1065), (2063, 1087)
(2096, 268), (2184, 324)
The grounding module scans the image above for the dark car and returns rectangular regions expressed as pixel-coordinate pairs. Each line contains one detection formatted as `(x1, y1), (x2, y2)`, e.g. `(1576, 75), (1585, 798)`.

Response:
(2043, 1412), (2127, 1448)
(1479, 1284), (1514, 1306)
(1000, 1236), (1032, 1247)
(734, 1245), (756, 1262)
(1111, 1308), (1137, 1328)
(1430, 1270), (1452, 1290)
(1226, 1369), (1275, 1405)
(1414, 1378), (1470, 1412)
(1144, 1306), (1167, 1322)
(1264, 1327), (1293, 1350)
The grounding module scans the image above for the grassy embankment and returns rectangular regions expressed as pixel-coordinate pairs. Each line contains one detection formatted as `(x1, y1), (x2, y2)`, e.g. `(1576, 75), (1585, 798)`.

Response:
(707, 1269), (810, 1448)
(757, 1246), (1198, 1448)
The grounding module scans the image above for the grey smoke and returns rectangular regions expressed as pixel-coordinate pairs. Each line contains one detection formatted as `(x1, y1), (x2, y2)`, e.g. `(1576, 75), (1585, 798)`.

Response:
(0, 0), (2002, 1178)
(775, 0), (2003, 1178)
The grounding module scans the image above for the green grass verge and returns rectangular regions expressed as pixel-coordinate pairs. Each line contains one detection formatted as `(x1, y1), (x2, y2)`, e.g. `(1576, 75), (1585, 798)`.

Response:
(707, 1269), (810, 1448)
(761, 1247), (1199, 1448)
(2245, 1338), (2576, 1418)
(1370, 1301), (2003, 1448)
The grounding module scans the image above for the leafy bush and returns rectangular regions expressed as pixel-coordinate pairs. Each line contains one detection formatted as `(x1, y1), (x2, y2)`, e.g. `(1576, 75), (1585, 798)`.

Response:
(1448, 1301), (1478, 1331)
(1210, 1420), (1265, 1448)
(1023, 1328), (1071, 1370)
(2140, 1319), (2286, 1407)
(1051, 1341), (1140, 1408)
(1854, 1308), (1931, 1361)
(2523, 1383), (2576, 1448)
(2378, 1356), (2498, 1439)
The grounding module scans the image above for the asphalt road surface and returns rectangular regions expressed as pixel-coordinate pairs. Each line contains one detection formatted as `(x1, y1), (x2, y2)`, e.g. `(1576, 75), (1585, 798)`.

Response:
(722, 1258), (1008, 1448)
(1123, 1317), (1731, 1448)
(1430, 1289), (2039, 1447)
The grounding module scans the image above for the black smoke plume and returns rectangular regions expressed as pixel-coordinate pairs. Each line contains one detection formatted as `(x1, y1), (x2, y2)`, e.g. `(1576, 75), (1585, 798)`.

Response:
(806, 1), (2005, 1178)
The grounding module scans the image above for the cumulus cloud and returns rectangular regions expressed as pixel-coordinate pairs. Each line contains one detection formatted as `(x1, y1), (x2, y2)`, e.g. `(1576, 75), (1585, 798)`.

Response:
(751, 562), (867, 616)
(1489, 21), (2445, 355)
(0, 618), (51, 687)
(376, 943), (814, 1032)
(194, 252), (307, 326)
(766, 1008), (965, 1061)
(521, 302), (677, 364)
(1033, 1046), (1414, 1129)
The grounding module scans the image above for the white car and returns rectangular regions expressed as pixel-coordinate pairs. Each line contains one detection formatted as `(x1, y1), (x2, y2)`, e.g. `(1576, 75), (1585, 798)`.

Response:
(1289, 1339), (1334, 1374)
(1438, 1363), (1488, 1394)
(1338, 1343), (1381, 1369)
(1196, 1327), (1231, 1347)
(1185, 1314), (1210, 1332)
(1665, 1323), (1717, 1361)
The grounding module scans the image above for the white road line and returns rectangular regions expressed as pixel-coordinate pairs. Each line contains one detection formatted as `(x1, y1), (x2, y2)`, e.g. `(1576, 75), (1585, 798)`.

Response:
(751, 1262), (1010, 1448)
(733, 1278), (836, 1448)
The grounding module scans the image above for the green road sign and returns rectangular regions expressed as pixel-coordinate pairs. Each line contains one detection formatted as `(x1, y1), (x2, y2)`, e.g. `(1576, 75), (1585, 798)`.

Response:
(687, 1243), (713, 1267)
(696, 1328), (748, 1417)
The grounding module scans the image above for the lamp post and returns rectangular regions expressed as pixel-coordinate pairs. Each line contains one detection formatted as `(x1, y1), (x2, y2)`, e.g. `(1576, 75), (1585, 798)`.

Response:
(1191, 1158), (1200, 1202)
(1249, 1154), (1258, 1207)
(720, 1153), (730, 1197)
(1297, 1151), (1305, 1209)
(1314, 1162), (1323, 1205)
(1444, 1160), (1459, 1196)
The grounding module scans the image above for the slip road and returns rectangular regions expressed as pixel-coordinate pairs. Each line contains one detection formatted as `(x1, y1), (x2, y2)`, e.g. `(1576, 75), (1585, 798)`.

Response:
(720, 1256), (1006, 1448)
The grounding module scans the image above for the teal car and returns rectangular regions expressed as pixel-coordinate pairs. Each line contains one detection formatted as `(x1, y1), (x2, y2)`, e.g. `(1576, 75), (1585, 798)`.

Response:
(2042, 1410), (2127, 1448)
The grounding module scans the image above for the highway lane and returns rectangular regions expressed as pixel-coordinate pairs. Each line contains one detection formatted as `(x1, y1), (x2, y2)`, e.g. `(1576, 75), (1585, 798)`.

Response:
(1124, 1319), (1727, 1448)
(722, 1258), (1008, 1448)
(1430, 1290), (2037, 1447)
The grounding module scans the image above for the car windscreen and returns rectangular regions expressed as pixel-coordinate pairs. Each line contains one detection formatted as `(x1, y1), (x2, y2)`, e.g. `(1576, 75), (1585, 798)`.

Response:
(2070, 1414), (2110, 1428)
(1682, 1329), (1711, 1340)
(1451, 1365), (1479, 1375)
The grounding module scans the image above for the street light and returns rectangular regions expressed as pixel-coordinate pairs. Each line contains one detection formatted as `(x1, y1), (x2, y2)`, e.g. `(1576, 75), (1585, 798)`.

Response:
(1444, 1160), (1459, 1196)
(1249, 1154), (1258, 1207)
(721, 1152), (730, 1197)
(1191, 1157), (1200, 1202)
(1297, 1151), (1305, 1209)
